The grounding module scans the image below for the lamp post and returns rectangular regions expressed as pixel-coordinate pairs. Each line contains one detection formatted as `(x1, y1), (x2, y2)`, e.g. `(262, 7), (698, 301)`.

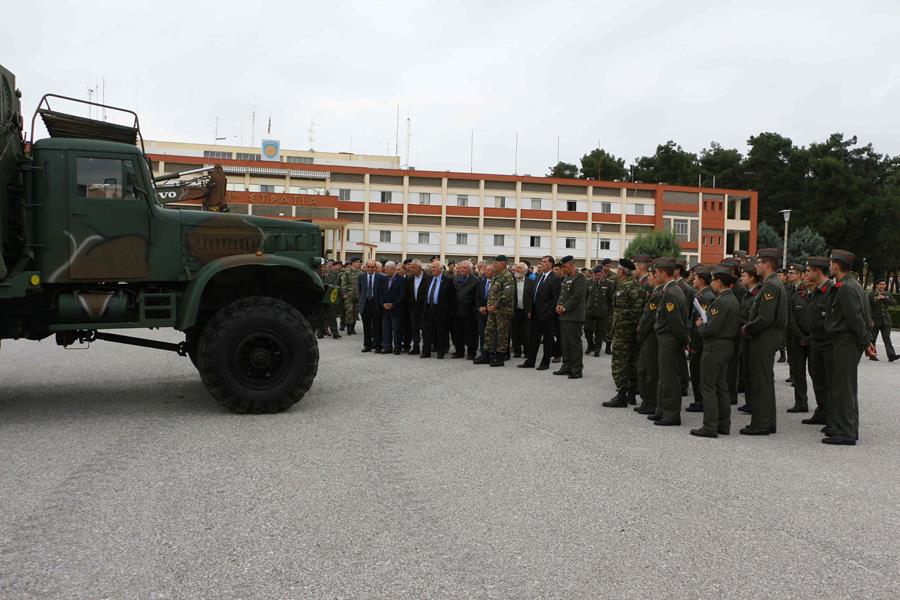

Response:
(779, 209), (792, 270)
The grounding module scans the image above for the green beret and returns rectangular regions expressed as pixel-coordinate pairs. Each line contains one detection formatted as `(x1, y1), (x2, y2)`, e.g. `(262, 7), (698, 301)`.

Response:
(495, 254), (509, 262)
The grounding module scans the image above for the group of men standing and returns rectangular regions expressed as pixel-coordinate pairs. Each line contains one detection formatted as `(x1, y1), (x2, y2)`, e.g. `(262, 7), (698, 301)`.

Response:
(319, 246), (887, 447)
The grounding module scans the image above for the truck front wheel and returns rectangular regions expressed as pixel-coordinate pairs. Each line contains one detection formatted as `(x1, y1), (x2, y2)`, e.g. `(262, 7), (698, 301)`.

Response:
(196, 296), (319, 413)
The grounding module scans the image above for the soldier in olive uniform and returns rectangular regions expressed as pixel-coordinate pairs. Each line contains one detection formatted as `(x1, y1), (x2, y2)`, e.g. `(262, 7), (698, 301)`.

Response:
(786, 265), (811, 412)
(605, 259), (647, 407)
(675, 259), (694, 398)
(341, 257), (361, 335)
(721, 257), (745, 406)
(868, 279), (897, 362)
(478, 254), (515, 367)
(690, 265), (740, 438)
(632, 266), (662, 414)
(800, 257), (834, 429)
(651, 257), (688, 426)
(554, 255), (587, 379)
(686, 266), (716, 413)
(584, 265), (609, 357)
(737, 263), (760, 414)
(823, 249), (875, 445)
(740, 248), (788, 435)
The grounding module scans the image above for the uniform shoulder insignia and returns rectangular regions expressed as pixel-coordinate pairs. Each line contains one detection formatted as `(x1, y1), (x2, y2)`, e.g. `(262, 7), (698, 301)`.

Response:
(666, 302), (675, 312)
(710, 307), (719, 316)
(649, 302), (657, 310)
(701, 304), (708, 311)
(764, 292), (774, 300)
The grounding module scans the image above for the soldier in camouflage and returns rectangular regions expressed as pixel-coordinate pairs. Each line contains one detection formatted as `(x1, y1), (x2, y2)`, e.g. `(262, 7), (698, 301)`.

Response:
(607, 258), (647, 405)
(341, 256), (361, 335)
(317, 261), (342, 339)
(615, 265), (661, 411)
(584, 265), (609, 357)
(477, 254), (515, 367)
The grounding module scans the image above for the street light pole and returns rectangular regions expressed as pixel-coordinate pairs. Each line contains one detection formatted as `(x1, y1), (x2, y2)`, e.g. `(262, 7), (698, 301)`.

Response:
(779, 209), (792, 270)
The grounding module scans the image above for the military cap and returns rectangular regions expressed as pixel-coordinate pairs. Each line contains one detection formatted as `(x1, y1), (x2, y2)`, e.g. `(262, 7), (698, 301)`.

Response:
(720, 256), (740, 267)
(776, 267), (785, 274)
(350, 256), (361, 263)
(694, 264), (712, 275)
(733, 250), (748, 258)
(632, 254), (653, 264)
(875, 277), (886, 284)
(560, 255), (574, 264)
(806, 256), (830, 270)
(830, 249), (856, 266)
(711, 264), (735, 283)
(740, 264), (758, 277)
(619, 258), (636, 270)
(430, 255), (440, 261)
(757, 248), (782, 260)
(788, 263), (804, 272)
(653, 256), (676, 269)
(592, 265), (604, 273)
(600, 258), (612, 265)
(495, 254), (509, 262)
(674, 257), (687, 270)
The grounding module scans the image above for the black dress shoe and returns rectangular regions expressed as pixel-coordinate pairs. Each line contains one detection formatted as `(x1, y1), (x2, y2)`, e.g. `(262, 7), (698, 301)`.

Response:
(518, 361), (535, 368)
(536, 363), (549, 371)
(489, 359), (504, 367)
(584, 347), (594, 355)
(654, 418), (681, 426)
(869, 356), (879, 361)
(739, 426), (771, 436)
(802, 415), (827, 425)
(602, 397), (628, 408)
(889, 355), (899, 362)
(737, 404), (752, 414)
(568, 373), (582, 379)
(361, 347), (372, 353)
(718, 427), (730, 435)
(685, 402), (703, 413)
(821, 426), (837, 436)
(552, 368), (571, 376)
(473, 355), (491, 364)
(690, 427), (717, 438)
(635, 406), (656, 415)
(647, 414), (662, 421)
(786, 404), (809, 413)
(822, 436), (856, 445)
(551, 356), (561, 363)
(332, 334), (342, 339)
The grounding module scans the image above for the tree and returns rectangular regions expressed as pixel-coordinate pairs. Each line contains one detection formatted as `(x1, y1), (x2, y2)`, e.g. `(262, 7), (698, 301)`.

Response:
(579, 148), (627, 181)
(624, 230), (682, 259)
(756, 221), (783, 251)
(631, 141), (701, 186)
(699, 142), (747, 189)
(547, 161), (579, 179)
(756, 222), (828, 266)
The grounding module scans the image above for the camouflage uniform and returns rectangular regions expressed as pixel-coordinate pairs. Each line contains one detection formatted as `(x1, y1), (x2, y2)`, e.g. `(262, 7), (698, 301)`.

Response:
(318, 270), (340, 337)
(484, 268), (515, 357)
(341, 266), (360, 328)
(611, 276), (647, 393)
(584, 278), (609, 353)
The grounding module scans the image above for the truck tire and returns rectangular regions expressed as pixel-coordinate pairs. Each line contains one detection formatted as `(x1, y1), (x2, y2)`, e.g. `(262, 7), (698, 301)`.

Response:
(196, 296), (319, 413)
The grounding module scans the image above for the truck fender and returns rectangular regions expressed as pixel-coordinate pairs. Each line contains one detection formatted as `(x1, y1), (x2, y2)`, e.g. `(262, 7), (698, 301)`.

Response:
(175, 254), (324, 330)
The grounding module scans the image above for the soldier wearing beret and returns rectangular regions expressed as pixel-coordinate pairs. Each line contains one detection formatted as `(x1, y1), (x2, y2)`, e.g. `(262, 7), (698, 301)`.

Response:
(800, 257), (834, 430)
(868, 278), (897, 362)
(584, 265), (610, 357)
(604, 258), (647, 407)
(687, 265), (716, 413)
(633, 265), (663, 414)
(554, 255), (587, 379)
(690, 265), (740, 437)
(740, 248), (789, 435)
(650, 257), (688, 426)
(823, 250), (876, 445)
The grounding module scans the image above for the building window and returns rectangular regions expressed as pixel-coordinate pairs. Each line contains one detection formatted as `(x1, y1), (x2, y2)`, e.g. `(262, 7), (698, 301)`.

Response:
(530, 235), (541, 248)
(565, 237), (576, 249)
(236, 152), (260, 161)
(203, 150), (232, 160)
(633, 204), (646, 215)
(418, 232), (430, 244)
(379, 230), (392, 243)
(457, 194), (468, 207)
(530, 198), (541, 210)
(493, 234), (505, 246)
(419, 192), (431, 205)
(600, 202), (612, 213)
(285, 156), (313, 164)
(599, 239), (611, 250)
(456, 233), (468, 245)
(260, 184), (276, 193)
(338, 189), (351, 201)
(495, 196), (506, 208)
(673, 219), (689, 238)
(380, 191), (392, 203)
(566, 201), (577, 212)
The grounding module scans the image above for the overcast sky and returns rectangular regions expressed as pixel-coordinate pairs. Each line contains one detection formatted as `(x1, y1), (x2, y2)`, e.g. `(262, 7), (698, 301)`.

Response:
(4, 1), (899, 175)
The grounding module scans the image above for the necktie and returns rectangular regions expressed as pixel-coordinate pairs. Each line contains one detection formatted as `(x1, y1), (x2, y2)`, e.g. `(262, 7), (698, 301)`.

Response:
(485, 280), (491, 300)
(388, 277), (393, 290)
(534, 274), (545, 300)
(368, 274), (374, 298)
(429, 278), (438, 304)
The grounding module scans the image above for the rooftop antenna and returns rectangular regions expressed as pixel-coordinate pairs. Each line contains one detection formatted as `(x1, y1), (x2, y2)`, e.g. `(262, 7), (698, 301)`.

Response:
(86, 86), (94, 118)
(394, 104), (400, 157)
(404, 114), (411, 168)
(101, 77), (107, 121)
(251, 110), (256, 146)
(214, 116), (226, 143)
(308, 121), (317, 151)
(514, 132), (518, 175)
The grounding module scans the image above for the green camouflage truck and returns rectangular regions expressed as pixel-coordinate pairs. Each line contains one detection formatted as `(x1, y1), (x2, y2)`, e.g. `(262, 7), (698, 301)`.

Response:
(0, 64), (324, 413)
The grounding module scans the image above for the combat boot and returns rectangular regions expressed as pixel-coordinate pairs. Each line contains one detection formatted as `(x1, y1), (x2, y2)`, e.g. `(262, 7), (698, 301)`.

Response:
(605, 341), (612, 355)
(489, 356), (505, 367)
(346, 325), (356, 335)
(625, 390), (637, 405)
(602, 391), (628, 408)
(473, 353), (492, 365)
(685, 401), (703, 413)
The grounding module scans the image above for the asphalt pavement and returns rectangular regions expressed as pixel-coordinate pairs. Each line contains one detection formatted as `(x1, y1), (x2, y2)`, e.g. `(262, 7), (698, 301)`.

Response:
(1, 330), (899, 599)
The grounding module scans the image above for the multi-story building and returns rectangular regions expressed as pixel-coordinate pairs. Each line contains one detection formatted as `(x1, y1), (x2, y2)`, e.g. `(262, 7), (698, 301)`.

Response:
(148, 140), (757, 267)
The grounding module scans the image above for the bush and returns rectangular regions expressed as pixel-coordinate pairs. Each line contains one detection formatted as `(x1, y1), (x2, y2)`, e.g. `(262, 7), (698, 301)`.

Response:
(624, 230), (682, 259)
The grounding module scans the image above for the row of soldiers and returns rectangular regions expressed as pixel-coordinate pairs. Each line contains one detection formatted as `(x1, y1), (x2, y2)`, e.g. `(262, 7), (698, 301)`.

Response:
(600, 248), (874, 445)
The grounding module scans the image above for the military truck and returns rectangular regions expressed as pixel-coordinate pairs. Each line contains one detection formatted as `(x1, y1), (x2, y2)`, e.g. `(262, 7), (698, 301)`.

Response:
(0, 64), (324, 413)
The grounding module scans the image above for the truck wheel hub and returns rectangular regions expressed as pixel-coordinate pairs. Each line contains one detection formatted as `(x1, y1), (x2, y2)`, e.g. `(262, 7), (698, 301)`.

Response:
(234, 332), (287, 387)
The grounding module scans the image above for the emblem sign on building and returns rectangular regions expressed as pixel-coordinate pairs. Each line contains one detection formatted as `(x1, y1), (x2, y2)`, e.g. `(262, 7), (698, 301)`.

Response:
(260, 139), (280, 162)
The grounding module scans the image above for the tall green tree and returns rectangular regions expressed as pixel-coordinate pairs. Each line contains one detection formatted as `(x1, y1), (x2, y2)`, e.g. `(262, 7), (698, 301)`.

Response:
(579, 148), (627, 181)
(547, 161), (579, 178)
(699, 142), (747, 189)
(632, 141), (701, 186)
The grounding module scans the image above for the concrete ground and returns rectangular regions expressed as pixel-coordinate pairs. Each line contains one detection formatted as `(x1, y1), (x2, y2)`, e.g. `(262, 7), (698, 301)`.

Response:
(1, 330), (898, 599)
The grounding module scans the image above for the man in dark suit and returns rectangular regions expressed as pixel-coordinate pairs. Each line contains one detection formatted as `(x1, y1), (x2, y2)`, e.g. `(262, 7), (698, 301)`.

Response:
(421, 260), (455, 358)
(511, 261), (535, 358)
(378, 261), (406, 354)
(357, 259), (382, 352)
(475, 265), (494, 359)
(452, 260), (481, 359)
(520, 255), (560, 370)
(404, 259), (430, 355)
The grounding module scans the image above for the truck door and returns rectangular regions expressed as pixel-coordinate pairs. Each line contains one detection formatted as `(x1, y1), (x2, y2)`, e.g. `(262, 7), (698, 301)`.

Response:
(68, 154), (150, 280)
